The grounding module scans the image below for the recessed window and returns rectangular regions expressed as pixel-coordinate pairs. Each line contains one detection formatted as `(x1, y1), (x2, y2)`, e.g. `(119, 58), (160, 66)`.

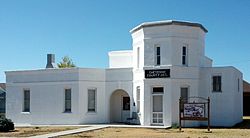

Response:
(64, 89), (71, 112)
(88, 89), (96, 112)
(182, 46), (187, 65)
(212, 76), (222, 92)
(155, 46), (161, 65)
(136, 86), (140, 113)
(23, 89), (30, 112)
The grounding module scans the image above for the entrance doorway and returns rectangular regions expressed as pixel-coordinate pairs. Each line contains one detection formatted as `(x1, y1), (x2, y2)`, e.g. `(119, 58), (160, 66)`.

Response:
(152, 87), (164, 125)
(122, 97), (130, 122)
(110, 89), (130, 123)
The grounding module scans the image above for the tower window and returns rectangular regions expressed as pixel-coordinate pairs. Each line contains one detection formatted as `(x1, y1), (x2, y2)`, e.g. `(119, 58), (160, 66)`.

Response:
(182, 46), (187, 65)
(156, 46), (161, 65)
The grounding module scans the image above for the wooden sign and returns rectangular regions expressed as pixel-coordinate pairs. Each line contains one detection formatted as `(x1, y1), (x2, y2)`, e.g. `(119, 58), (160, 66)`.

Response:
(179, 97), (210, 132)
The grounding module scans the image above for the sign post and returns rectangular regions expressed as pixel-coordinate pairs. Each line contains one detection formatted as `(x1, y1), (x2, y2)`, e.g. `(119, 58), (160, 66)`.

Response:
(179, 97), (210, 132)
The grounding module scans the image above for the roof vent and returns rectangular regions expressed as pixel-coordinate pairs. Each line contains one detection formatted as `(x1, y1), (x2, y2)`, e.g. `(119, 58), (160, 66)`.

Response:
(46, 54), (56, 68)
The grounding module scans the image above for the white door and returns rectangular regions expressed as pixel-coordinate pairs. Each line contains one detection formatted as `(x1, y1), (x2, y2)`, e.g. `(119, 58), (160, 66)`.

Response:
(152, 95), (163, 125)
(121, 96), (130, 122)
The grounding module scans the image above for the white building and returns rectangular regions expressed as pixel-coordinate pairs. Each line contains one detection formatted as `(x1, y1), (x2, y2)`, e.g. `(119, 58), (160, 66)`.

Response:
(5, 20), (243, 127)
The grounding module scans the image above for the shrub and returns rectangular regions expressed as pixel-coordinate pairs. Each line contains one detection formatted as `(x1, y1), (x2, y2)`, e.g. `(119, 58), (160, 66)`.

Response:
(0, 117), (14, 132)
(171, 123), (179, 129)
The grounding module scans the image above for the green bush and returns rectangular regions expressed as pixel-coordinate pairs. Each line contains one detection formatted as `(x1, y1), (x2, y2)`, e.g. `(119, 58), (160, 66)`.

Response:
(0, 117), (14, 132)
(171, 123), (179, 129)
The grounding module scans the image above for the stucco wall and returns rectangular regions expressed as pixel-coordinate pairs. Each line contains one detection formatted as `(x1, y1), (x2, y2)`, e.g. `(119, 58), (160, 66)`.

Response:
(6, 82), (80, 125)
(5, 21), (243, 127)
(131, 21), (242, 127)
(109, 51), (133, 68)
(199, 67), (243, 126)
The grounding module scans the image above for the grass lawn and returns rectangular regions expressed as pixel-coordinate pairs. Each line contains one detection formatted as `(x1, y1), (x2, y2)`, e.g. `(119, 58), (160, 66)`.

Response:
(60, 117), (250, 138)
(0, 126), (82, 137)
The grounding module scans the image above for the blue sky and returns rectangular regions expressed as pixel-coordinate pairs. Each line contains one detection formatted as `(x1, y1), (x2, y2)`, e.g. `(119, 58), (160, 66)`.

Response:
(0, 0), (250, 82)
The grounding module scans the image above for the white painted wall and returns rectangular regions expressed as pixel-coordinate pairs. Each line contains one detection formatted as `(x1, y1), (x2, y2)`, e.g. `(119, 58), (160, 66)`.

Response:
(130, 21), (242, 127)
(6, 68), (133, 125)
(199, 67), (243, 126)
(109, 50), (133, 68)
(5, 20), (243, 127)
(6, 68), (81, 125)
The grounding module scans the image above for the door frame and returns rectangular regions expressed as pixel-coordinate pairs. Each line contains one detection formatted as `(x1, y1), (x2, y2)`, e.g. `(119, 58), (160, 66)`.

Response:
(151, 86), (164, 125)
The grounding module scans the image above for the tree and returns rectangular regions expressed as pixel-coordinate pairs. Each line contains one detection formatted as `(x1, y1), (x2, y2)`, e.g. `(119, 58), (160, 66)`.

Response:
(57, 56), (76, 68)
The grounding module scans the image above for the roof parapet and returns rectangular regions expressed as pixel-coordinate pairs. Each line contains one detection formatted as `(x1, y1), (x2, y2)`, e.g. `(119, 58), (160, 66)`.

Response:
(130, 20), (208, 33)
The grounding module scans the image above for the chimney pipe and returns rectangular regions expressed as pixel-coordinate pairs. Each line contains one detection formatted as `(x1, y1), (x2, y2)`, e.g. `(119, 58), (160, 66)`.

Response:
(46, 54), (56, 68)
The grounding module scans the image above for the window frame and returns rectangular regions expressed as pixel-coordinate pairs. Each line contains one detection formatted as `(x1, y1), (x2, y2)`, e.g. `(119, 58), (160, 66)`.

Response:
(64, 88), (72, 113)
(23, 89), (30, 113)
(87, 88), (97, 113)
(212, 75), (222, 92)
(155, 45), (161, 66)
(152, 87), (164, 94)
(182, 46), (188, 66)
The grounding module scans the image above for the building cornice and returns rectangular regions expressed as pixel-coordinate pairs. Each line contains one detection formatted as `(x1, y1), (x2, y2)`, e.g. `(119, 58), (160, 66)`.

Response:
(130, 20), (208, 33)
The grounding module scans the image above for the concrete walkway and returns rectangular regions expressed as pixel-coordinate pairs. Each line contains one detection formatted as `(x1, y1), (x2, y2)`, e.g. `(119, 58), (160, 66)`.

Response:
(29, 125), (108, 138)
(28, 124), (170, 138)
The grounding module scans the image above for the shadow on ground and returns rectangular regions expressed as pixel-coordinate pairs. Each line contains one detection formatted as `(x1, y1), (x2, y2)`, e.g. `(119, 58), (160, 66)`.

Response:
(233, 116), (250, 129)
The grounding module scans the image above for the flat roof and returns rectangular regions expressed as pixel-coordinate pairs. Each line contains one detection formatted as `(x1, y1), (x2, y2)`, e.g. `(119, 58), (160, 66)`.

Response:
(130, 20), (208, 33)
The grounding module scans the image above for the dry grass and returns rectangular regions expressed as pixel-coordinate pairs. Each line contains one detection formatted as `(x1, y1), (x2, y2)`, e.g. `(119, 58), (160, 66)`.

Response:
(60, 127), (250, 138)
(61, 117), (250, 138)
(1, 117), (250, 137)
(0, 126), (82, 137)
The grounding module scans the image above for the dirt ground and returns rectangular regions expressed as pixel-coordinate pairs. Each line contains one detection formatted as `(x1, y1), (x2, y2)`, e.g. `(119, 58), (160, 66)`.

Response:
(61, 117), (250, 138)
(60, 127), (250, 138)
(0, 126), (81, 137)
(1, 117), (250, 137)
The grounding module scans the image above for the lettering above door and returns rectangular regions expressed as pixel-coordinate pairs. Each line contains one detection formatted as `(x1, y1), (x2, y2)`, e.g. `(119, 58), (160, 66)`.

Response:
(145, 69), (170, 78)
